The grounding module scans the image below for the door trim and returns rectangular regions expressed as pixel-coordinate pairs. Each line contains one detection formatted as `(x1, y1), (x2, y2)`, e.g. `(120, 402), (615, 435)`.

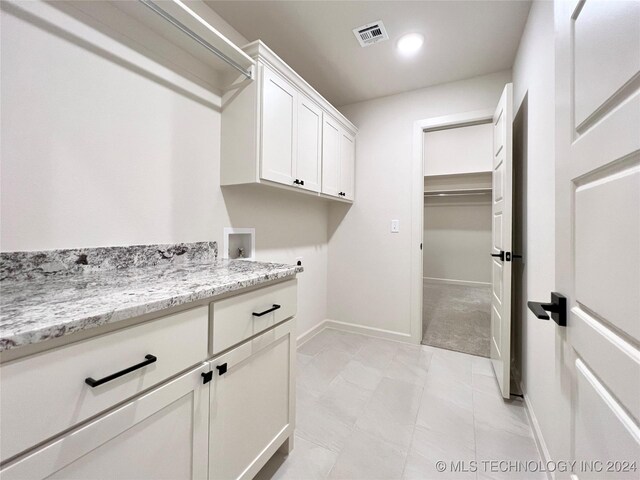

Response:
(410, 108), (495, 344)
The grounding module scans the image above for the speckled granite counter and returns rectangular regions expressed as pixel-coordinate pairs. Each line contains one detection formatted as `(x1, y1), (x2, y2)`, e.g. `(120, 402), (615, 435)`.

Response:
(0, 242), (302, 353)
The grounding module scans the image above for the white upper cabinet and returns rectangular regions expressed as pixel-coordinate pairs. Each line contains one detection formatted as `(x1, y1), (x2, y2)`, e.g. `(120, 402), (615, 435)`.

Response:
(339, 130), (356, 200)
(261, 68), (297, 185)
(321, 116), (340, 197)
(296, 94), (323, 192)
(221, 41), (357, 202)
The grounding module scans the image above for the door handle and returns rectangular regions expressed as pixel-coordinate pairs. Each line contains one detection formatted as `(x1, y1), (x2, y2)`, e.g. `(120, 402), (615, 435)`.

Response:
(490, 250), (505, 262)
(527, 292), (567, 326)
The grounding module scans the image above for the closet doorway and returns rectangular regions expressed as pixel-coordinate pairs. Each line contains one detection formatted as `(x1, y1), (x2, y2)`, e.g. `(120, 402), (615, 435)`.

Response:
(422, 121), (493, 357)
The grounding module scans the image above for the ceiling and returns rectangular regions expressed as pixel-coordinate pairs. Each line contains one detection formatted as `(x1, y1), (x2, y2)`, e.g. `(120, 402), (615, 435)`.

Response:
(206, 1), (531, 106)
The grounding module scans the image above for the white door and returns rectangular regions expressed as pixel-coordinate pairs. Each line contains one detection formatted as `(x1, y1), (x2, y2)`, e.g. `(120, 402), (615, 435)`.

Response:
(555, 1), (639, 477)
(490, 83), (513, 399)
(339, 131), (356, 200)
(1, 365), (210, 480)
(322, 116), (341, 197)
(296, 94), (323, 192)
(209, 321), (295, 480)
(261, 66), (297, 186)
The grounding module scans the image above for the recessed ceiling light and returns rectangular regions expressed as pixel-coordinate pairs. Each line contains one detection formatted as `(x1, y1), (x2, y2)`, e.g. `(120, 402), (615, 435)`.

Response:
(397, 33), (424, 56)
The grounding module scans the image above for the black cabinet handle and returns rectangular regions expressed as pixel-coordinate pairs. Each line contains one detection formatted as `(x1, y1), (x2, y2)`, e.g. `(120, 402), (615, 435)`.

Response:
(252, 304), (281, 317)
(527, 292), (567, 326)
(85, 354), (157, 388)
(293, 179), (300, 185)
(300, 179), (305, 186)
(216, 363), (228, 376)
(490, 250), (505, 262)
(201, 371), (213, 384)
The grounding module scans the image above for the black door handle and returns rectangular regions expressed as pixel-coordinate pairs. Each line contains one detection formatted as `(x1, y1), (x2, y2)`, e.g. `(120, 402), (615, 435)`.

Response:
(85, 354), (157, 388)
(252, 304), (281, 317)
(528, 292), (567, 326)
(490, 250), (505, 262)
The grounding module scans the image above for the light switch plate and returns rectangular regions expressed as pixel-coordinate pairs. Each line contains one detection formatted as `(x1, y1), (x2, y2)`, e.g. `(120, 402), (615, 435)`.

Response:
(391, 220), (400, 233)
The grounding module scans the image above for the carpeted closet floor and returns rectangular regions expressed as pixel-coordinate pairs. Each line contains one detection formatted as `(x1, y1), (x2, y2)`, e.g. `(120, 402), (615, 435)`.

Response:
(422, 281), (491, 357)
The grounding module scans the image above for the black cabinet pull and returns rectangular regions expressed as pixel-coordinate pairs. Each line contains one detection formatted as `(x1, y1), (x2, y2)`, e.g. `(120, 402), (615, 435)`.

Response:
(252, 304), (281, 317)
(216, 363), (228, 376)
(201, 371), (213, 384)
(293, 179), (304, 185)
(300, 179), (305, 186)
(490, 250), (505, 262)
(527, 292), (567, 326)
(85, 354), (157, 388)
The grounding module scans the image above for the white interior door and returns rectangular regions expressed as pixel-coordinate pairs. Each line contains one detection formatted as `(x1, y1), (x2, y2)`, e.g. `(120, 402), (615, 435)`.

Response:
(490, 83), (513, 399)
(555, 1), (639, 476)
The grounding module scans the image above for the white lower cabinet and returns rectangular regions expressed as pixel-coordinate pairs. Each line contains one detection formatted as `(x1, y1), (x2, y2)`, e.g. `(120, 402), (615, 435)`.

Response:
(209, 320), (295, 480)
(1, 365), (210, 480)
(0, 286), (297, 480)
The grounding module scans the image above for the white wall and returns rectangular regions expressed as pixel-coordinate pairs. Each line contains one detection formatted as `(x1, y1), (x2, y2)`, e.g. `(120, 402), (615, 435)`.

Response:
(423, 198), (491, 284)
(0, 1), (327, 336)
(424, 123), (493, 176)
(328, 70), (511, 338)
(511, 0), (559, 465)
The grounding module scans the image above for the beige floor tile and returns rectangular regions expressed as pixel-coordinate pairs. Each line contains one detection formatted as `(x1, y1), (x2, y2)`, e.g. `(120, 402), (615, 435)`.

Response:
(328, 428), (408, 480)
(353, 337), (400, 370)
(384, 344), (433, 386)
(296, 387), (355, 453)
(473, 390), (531, 437)
(415, 389), (475, 449)
(402, 425), (476, 480)
(255, 436), (338, 480)
(339, 357), (385, 392)
(297, 348), (353, 397)
(356, 377), (424, 450)
(319, 375), (375, 424)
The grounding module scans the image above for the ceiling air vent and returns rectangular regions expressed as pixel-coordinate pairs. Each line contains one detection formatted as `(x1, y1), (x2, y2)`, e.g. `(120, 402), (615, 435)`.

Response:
(353, 21), (389, 47)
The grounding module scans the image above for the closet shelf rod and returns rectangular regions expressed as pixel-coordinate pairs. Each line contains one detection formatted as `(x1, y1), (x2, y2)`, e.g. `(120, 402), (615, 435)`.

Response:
(139, 0), (253, 79)
(424, 192), (491, 197)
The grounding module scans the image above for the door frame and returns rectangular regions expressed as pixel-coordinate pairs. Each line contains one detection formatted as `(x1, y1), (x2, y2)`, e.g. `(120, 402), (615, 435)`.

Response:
(410, 108), (495, 344)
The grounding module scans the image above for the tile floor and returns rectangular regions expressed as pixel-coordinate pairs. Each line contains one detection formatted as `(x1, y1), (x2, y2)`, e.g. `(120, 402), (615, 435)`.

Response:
(256, 329), (543, 480)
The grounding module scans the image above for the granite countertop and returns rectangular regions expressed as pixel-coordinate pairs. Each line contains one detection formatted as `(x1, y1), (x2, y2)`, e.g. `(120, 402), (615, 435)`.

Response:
(0, 242), (302, 353)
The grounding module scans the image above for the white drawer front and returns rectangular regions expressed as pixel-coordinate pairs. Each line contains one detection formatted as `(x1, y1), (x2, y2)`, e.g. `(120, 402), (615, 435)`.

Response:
(0, 306), (208, 463)
(212, 279), (297, 355)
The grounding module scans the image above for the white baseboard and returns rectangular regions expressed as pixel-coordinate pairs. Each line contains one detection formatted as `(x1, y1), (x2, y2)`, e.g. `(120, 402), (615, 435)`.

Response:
(296, 320), (327, 346)
(423, 276), (491, 287)
(521, 382), (554, 480)
(296, 319), (414, 349)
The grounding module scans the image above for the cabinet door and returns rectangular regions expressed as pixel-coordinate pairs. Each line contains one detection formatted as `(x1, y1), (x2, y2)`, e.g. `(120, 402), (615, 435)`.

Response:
(321, 116), (340, 197)
(1, 365), (210, 480)
(295, 95), (322, 192)
(209, 321), (295, 480)
(339, 131), (355, 201)
(261, 66), (297, 186)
